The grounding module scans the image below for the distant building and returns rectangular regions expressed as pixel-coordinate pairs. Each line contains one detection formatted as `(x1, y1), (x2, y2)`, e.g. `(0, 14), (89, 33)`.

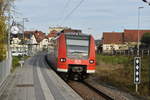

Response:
(102, 32), (127, 53)
(49, 27), (68, 33)
(24, 31), (38, 55)
(10, 35), (28, 56)
(101, 29), (150, 53)
(47, 28), (82, 48)
(124, 29), (150, 48)
(60, 28), (82, 35)
(47, 30), (57, 40)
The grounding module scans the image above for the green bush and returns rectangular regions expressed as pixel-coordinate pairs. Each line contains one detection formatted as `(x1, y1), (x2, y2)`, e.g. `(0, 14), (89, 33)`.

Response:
(0, 13), (7, 61)
(12, 56), (21, 71)
(141, 32), (150, 46)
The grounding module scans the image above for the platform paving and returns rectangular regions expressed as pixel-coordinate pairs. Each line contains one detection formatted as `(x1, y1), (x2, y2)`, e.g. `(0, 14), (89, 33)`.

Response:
(0, 54), (83, 100)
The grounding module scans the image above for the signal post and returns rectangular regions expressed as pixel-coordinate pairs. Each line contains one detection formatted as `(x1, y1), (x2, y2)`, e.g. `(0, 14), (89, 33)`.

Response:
(134, 57), (141, 93)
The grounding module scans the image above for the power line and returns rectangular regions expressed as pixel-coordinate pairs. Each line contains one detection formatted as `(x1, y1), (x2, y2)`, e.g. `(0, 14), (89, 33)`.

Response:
(61, 0), (71, 15)
(57, 0), (71, 25)
(142, 0), (150, 5)
(60, 0), (85, 25)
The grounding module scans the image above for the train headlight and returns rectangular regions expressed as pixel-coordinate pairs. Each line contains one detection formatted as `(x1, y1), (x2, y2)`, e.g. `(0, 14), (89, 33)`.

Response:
(60, 58), (66, 62)
(89, 59), (94, 64)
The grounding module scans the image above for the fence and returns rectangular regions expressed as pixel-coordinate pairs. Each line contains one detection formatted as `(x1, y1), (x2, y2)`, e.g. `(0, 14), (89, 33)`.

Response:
(0, 50), (12, 86)
(99, 49), (150, 56)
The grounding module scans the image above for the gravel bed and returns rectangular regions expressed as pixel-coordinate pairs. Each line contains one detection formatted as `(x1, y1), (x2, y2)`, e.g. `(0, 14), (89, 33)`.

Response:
(68, 81), (107, 100)
(85, 77), (142, 100)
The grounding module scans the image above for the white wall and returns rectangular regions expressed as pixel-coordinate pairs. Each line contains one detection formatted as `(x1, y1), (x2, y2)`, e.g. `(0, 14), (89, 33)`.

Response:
(102, 44), (128, 52)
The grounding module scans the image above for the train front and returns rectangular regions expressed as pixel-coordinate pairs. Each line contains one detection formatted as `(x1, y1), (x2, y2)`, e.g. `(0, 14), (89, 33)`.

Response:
(58, 34), (96, 80)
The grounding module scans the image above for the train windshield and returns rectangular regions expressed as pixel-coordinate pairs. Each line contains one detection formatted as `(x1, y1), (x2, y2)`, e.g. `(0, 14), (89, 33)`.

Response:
(66, 35), (90, 59)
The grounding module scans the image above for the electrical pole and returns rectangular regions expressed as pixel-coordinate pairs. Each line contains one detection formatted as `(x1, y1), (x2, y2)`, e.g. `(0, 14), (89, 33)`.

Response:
(22, 18), (29, 61)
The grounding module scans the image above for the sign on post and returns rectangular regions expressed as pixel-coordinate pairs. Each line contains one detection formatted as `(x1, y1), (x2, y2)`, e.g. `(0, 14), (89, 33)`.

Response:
(134, 57), (141, 84)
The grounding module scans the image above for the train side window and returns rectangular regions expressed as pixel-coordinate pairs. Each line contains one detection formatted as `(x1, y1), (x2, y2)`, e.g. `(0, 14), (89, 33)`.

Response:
(54, 40), (58, 57)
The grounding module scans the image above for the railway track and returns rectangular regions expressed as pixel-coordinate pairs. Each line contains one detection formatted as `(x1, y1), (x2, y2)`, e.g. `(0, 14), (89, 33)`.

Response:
(67, 80), (114, 100)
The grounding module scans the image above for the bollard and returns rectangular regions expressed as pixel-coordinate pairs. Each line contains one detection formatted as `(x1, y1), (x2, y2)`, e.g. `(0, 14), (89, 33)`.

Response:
(142, 50), (144, 57)
(148, 50), (149, 56)
(19, 60), (24, 68)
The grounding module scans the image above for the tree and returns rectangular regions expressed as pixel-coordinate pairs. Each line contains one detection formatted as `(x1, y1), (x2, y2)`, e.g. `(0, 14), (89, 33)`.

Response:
(0, 0), (15, 61)
(141, 32), (150, 48)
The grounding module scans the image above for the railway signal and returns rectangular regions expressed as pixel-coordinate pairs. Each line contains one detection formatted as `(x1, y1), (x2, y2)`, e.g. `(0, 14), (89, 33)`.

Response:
(134, 57), (141, 92)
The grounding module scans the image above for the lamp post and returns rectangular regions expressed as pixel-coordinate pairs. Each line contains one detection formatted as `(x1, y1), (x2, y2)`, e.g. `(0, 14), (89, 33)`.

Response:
(137, 7), (144, 56)
(135, 7), (144, 93)
(22, 18), (29, 62)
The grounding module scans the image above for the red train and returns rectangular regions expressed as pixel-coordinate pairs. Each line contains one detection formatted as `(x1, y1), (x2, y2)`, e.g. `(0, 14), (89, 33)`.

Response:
(46, 33), (96, 80)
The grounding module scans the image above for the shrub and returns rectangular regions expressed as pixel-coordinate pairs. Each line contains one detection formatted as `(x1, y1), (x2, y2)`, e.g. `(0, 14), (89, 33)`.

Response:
(0, 16), (7, 61)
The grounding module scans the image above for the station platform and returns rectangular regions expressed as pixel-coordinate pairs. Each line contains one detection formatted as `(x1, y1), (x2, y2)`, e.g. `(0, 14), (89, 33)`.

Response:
(0, 54), (83, 100)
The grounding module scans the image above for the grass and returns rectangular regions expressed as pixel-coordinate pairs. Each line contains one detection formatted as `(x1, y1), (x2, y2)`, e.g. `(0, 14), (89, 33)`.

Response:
(94, 54), (150, 99)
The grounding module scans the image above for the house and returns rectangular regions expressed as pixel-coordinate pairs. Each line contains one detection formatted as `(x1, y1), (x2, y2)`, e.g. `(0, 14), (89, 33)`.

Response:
(124, 29), (150, 48)
(47, 28), (82, 48)
(39, 38), (49, 50)
(101, 29), (150, 53)
(25, 30), (48, 53)
(24, 31), (39, 55)
(47, 30), (57, 41)
(10, 34), (28, 56)
(33, 31), (47, 50)
(124, 29), (150, 43)
(102, 32), (128, 53)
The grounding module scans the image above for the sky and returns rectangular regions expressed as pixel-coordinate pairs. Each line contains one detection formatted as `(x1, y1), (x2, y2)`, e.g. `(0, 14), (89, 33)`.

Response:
(14, 0), (150, 39)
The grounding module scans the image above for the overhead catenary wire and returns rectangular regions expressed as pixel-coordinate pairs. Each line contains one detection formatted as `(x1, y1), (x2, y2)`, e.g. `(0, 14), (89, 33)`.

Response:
(57, 0), (71, 25)
(61, 0), (71, 16)
(60, 0), (85, 25)
(142, 0), (150, 5)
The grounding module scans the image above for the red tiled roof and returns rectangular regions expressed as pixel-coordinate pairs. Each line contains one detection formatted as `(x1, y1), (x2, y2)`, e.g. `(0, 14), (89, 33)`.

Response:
(102, 32), (123, 44)
(24, 31), (35, 39)
(124, 29), (150, 42)
(24, 30), (46, 43)
(34, 31), (46, 42)
(47, 30), (57, 38)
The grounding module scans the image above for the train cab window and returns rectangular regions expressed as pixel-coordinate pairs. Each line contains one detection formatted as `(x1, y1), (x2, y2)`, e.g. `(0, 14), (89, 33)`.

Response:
(66, 35), (90, 59)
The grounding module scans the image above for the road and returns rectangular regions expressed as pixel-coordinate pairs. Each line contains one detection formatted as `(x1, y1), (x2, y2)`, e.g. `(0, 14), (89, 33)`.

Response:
(0, 53), (83, 100)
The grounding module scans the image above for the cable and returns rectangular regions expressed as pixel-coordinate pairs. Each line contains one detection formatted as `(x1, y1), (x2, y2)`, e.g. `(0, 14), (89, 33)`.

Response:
(60, 0), (85, 25)
(142, 0), (150, 5)
(57, 0), (71, 25)
(61, 0), (71, 15)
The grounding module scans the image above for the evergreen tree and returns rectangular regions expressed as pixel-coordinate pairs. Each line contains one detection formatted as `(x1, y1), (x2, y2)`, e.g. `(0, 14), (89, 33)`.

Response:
(141, 32), (150, 48)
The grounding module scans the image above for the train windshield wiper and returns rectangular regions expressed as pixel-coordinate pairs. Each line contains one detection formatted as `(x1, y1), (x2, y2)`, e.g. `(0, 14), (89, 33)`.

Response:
(71, 51), (86, 53)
